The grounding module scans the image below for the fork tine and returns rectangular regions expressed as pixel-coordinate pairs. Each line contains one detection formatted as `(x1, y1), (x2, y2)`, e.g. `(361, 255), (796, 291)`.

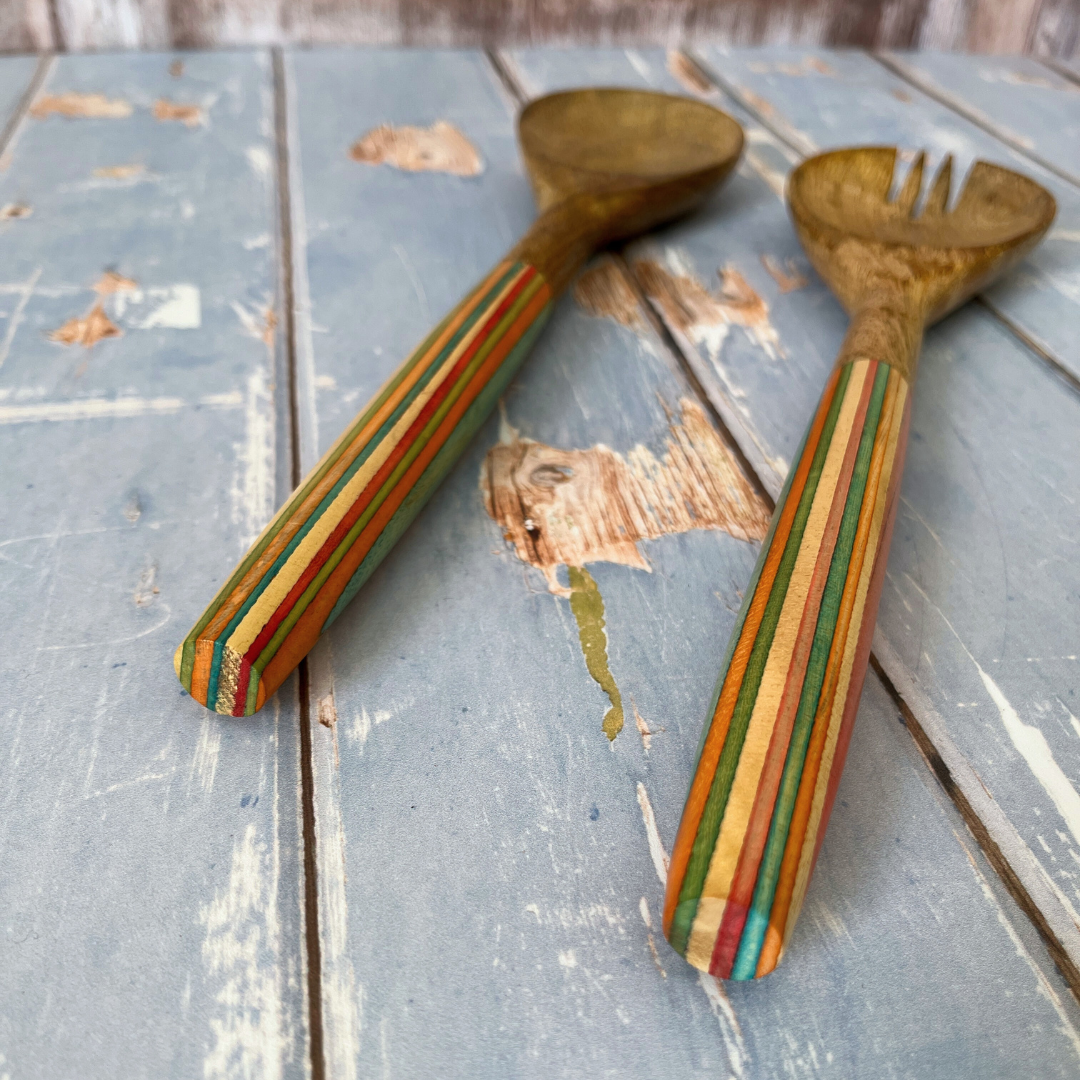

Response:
(922, 154), (953, 217)
(896, 150), (925, 216)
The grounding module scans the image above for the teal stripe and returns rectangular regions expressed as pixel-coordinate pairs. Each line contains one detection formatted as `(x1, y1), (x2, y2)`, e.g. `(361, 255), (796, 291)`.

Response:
(670, 362), (854, 956)
(324, 305), (553, 628)
(204, 263), (522, 710)
(730, 362), (891, 979)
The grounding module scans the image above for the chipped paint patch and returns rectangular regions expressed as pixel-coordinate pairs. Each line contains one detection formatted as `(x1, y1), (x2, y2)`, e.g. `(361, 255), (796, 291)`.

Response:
(635, 251), (784, 361)
(568, 566), (624, 741)
(153, 99), (205, 127)
(667, 51), (715, 96)
(482, 398), (768, 592)
(200, 822), (286, 1080)
(632, 699), (654, 752)
(95, 270), (137, 297)
(572, 257), (643, 329)
(318, 692), (338, 728)
(0, 203), (31, 220)
(232, 300), (277, 347)
(761, 254), (807, 293)
(93, 163), (146, 180)
(49, 303), (122, 348)
(133, 562), (159, 606)
(747, 57), (834, 77)
(31, 92), (132, 120)
(350, 121), (483, 177)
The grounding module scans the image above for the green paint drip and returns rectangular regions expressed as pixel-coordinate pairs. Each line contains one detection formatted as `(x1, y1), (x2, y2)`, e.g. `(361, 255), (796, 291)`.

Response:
(568, 566), (624, 741)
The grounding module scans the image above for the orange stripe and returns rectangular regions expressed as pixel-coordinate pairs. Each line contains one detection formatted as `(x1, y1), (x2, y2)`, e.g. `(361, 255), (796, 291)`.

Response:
(711, 363), (876, 973)
(753, 369), (903, 976)
(663, 365), (843, 938)
(255, 286), (551, 703)
(199, 261), (514, 646)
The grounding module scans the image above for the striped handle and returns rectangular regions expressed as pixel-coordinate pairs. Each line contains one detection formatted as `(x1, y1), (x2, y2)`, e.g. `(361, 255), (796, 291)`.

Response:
(176, 260), (553, 715)
(663, 356), (911, 979)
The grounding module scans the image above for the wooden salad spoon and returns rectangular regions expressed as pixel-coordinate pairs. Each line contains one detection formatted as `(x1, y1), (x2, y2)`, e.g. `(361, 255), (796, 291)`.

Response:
(175, 89), (744, 716)
(664, 147), (1055, 980)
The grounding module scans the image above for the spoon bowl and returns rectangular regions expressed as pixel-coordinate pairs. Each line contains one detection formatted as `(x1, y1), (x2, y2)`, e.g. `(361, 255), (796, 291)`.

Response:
(788, 146), (1056, 326)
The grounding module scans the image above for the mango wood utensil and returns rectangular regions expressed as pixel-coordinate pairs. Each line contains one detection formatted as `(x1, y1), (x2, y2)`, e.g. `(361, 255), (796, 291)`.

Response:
(664, 147), (1055, 980)
(175, 89), (744, 715)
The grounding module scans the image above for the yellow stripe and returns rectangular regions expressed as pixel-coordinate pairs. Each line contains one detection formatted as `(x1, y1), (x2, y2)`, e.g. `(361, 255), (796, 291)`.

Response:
(684, 360), (873, 970)
(224, 268), (528, 657)
(781, 370), (908, 948)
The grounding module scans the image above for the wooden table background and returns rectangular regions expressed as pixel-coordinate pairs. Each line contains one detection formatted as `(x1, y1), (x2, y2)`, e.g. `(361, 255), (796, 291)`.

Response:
(1, 44), (1079, 1079)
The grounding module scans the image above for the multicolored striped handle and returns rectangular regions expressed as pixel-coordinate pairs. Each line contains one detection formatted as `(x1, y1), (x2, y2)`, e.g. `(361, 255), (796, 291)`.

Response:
(176, 260), (553, 714)
(663, 356), (911, 979)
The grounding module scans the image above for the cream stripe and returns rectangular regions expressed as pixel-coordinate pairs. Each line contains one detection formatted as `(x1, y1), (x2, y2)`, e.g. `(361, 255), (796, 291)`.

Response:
(224, 271), (526, 657)
(684, 360), (873, 970)
(781, 372), (908, 948)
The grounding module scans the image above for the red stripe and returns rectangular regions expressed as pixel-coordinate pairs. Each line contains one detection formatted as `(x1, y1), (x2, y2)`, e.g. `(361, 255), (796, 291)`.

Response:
(242, 268), (537, 671)
(810, 390), (910, 870)
(708, 362), (877, 977)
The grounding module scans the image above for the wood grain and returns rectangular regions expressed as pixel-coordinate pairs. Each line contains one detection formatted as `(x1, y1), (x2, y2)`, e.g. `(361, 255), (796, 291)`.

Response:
(0, 50), (307, 1078)
(15, 0), (1079, 59)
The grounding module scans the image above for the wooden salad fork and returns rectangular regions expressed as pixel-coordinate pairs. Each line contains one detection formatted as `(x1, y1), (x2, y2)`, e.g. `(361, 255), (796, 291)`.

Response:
(664, 147), (1055, 980)
(175, 89), (744, 716)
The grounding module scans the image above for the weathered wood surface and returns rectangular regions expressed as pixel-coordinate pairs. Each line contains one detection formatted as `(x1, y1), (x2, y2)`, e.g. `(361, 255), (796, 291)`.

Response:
(879, 51), (1080, 184)
(685, 46), (1080, 967)
(696, 47), (1080, 383)
(507, 43), (1080, 998)
(286, 46), (1080, 1076)
(0, 54), (37, 127)
(3, 44), (1080, 1079)
(0, 51), (308, 1078)
(4, 0), (1078, 60)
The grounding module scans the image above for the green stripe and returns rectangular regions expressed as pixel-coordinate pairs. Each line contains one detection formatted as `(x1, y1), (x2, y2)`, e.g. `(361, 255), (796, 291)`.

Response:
(251, 274), (547, 673)
(323, 304), (554, 630)
(670, 362), (854, 956)
(202, 264), (525, 709)
(182, 262), (523, 695)
(730, 361), (891, 979)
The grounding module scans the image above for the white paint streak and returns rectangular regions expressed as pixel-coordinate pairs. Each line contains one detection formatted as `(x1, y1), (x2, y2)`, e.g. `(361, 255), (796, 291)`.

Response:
(698, 971), (749, 1078)
(190, 714), (221, 795)
(137, 283), (201, 329)
(231, 368), (275, 550)
(200, 822), (285, 1080)
(246, 145), (273, 180)
(0, 266), (42, 371)
(905, 574), (1080, 848)
(953, 828), (1080, 1062)
(636, 781), (669, 885)
(0, 394), (244, 425)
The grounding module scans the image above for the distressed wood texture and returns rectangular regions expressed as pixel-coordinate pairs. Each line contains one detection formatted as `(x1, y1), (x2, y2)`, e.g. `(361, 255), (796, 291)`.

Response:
(0, 52), (308, 1077)
(2, 0), (1076, 59)
(505, 43), (1080, 994)
(288, 47), (1080, 1077)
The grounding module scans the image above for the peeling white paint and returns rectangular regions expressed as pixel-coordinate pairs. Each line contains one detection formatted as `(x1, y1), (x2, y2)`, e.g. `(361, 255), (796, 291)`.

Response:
(190, 713), (221, 795)
(0, 393), (242, 425)
(136, 284), (201, 329)
(636, 782), (669, 885)
(246, 144), (273, 181)
(699, 970), (749, 1079)
(200, 822), (285, 1080)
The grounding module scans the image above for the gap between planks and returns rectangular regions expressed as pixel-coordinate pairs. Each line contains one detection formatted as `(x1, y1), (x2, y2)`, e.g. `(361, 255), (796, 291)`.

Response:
(873, 50), (1080, 191)
(488, 44), (1080, 1001)
(668, 46), (1080, 1001)
(272, 45), (327, 1080)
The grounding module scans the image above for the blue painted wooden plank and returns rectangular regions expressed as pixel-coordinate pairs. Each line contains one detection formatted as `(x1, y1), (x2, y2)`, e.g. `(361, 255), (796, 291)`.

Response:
(880, 52), (1080, 183)
(693, 46), (1080, 387)
(291, 46), (1080, 1077)
(0, 54), (36, 141)
(511, 45), (1080, 998)
(0, 51), (307, 1078)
